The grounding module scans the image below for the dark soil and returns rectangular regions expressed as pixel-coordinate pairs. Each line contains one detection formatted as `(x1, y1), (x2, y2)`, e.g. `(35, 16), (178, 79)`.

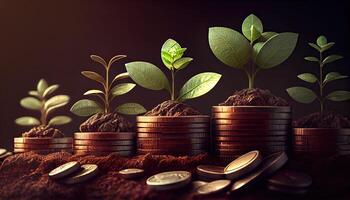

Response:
(294, 112), (350, 128)
(219, 88), (289, 106)
(145, 100), (200, 116)
(22, 126), (64, 138)
(80, 113), (133, 132)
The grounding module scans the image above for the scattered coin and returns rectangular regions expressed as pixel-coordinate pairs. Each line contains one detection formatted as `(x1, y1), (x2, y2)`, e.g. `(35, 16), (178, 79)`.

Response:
(49, 161), (81, 179)
(146, 171), (191, 191)
(224, 150), (262, 180)
(64, 164), (99, 184)
(0, 148), (7, 156)
(197, 165), (225, 180)
(267, 169), (312, 188)
(192, 181), (208, 190)
(119, 168), (144, 179)
(196, 179), (231, 195)
(0, 151), (12, 160)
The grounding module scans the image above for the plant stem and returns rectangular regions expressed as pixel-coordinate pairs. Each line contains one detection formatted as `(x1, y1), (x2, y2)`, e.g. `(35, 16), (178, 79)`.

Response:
(171, 69), (175, 100)
(40, 98), (47, 126)
(247, 41), (255, 89)
(104, 66), (110, 114)
(319, 51), (324, 115)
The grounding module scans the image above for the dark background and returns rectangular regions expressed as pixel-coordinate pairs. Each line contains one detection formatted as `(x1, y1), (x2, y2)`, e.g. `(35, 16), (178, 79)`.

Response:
(0, 0), (349, 150)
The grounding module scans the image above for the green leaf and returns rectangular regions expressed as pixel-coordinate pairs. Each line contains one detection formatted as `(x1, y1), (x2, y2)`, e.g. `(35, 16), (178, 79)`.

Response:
(208, 27), (250, 69)
(304, 57), (319, 62)
(308, 43), (321, 52)
(20, 97), (41, 110)
(43, 84), (59, 98)
(125, 61), (170, 91)
(44, 95), (69, 110)
(15, 116), (40, 126)
(112, 72), (130, 84)
(252, 42), (264, 60)
(255, 32), (299, 69)
(84, 89), (104, 95)
(173, 57), (193, 70)
(90, 55), (107, 68)
(177, 72), (222, 102)
(324, 72), (348, 84)
(161, 51), (174, 69)
(161, 39), (183, 69)
(46, 102), (69, 116)
(256, 32), (277, 43)
(174, 48), (187, 61)
(70, 99), (103, 117)
(48, 116), (71, 125)
(241, 14), (263, 42)
(111, 83), (136, 96)
(37, 79), (48, 96)
(108, 55), (127, 67)
(320, 42), (334, 52)
(317, 35), (327, 47)
(115, 103), (147, 115)
(286, 87), (317, 104)
(28, 90), (40, 97)
(326, 91), (350, 101)
(81, 71), (106, 86)
(322, 55), (343, 65)
(297, 73), (318, 83)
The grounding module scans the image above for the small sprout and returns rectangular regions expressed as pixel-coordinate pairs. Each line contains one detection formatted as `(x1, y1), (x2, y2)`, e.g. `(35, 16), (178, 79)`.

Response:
(287, 35), (350, 114)
(70, 55), (146, 117)
(125, 39), (221, 102)
(15, 79), (71, 127)
(208, 14), (299, 89)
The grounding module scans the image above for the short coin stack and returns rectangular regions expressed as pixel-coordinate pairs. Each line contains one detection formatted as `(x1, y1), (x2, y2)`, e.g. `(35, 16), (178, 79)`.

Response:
(212, 106), (292, 161)
(14, 137), (73, 154)
(74, 132), (135, 156)
(136, 116), (210, 156)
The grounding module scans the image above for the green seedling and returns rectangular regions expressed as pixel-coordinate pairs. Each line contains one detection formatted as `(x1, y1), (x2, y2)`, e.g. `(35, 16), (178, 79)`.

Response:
(208, 14), (298, 89)
(70, 55), (146, 117)
(287, 35), (350, 114)
(125, 39), (221, 102)
(15, 79), (71, 127)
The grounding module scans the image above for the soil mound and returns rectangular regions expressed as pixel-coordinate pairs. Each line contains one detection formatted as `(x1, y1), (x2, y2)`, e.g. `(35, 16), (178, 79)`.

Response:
(145, 100), (200, 116)
(22, 126), (64, 138)
(80, 113), (133, 132)
(294, 112), (350, 128)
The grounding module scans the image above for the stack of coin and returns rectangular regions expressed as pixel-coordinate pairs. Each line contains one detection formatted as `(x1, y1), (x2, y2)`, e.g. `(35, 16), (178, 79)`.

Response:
(74, 132), (135, 156)
(212, 106), (292, 161)
(293, 128), (350, 157)
(136, 116), (210, 156)
(14, 137), (73, 154)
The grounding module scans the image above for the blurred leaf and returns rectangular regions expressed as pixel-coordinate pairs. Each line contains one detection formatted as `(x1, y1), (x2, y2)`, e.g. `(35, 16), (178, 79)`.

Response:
(28, 90), (40, 97)
(177, 72), (221, 102)
(297, 73), (318, 83)
(304, 57), (319, 62)
(84, 89), (104, 95)
(125, 61), (170, 91)
(111, 83), (136, 96)
(286, 87), (317, 104)
(43, 84), (59, 98)
(324, 72), (348, 84)
(70, 99), (103, 116)
(115, 103), (146, 115)
(108, 55), (127, 67)
(161, 51), (174, 69)
(90, 55), (107, 68)
(20, 97), (41, 110)
(256, 32), (277, 43)
(44, 95), (69, 110)
(326, 91), (350, 101)
(308, 43), (321, 52)
(37, 79), (48, 96)
(112, 72), (130, 84)
(48, 115), (71, 125)
(81, 71), (106, 86)
(320, 42), (334, 52)
(322, 55), (343, 65)
(15, 116), (40, 126)
(241, 14), (263, 42)
(173, 57), (193, 70)
(208, 27), (250, 69)
(317, 35), (327, 47)
(256, 32), (298, 69)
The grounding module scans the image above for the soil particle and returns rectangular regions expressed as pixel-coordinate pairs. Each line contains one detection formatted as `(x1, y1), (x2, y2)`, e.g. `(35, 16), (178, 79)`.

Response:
(294, 112), (350, 128)
(22, 126), (64, 138)
(219, 88), (289, 106)
(145, 100), (200, 116)
(80, 113), (133, 132)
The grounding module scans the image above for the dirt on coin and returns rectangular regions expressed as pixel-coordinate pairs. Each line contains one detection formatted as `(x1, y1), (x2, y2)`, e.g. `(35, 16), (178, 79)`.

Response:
(294, 112), (350, 128)
(219, 88), (289, 106)
(145, 100), (200, 116)
(80, 113), (133, 132)
(22, 125), (64, 138)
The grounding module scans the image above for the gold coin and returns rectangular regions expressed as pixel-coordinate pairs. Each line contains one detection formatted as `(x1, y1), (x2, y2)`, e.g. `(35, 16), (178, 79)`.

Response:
(196, 179), (231, 195)
(146, 171), (191, 191)
(49, 161), (81, 179)
(119, 168), (144, 179)
(64, 164), (99, 184)
(0, 148), (7, 156)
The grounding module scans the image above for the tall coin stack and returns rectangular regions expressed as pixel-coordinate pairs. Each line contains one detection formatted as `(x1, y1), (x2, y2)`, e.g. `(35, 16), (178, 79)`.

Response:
(14, 137), (73, 154)
(136, 116), (210, 156)
(212, 106), (292, 161)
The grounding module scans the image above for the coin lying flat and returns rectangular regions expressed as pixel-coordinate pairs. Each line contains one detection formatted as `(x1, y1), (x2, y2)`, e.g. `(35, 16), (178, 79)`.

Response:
(0, 148), (7, 156)
(0, 151), (12, 160)
(267, 169), (312, 188)
(197, 165), (225, 180)
(119, 168), (144, 179)
(146, 171), (191, 191)
(64, 164), (99, 184)
(49, 161), (81, 179)
(224, 150), (262, 180)
(192, 181), (208, 190)
(196, 179), (231, 195)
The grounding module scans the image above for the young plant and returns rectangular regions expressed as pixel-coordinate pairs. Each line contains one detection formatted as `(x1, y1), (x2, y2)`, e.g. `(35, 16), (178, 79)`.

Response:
(70, 55), (146, 117)
(15, 79), (71, 127)
(208, 14), (298, 89)
(125, 39), (221, 102)
(287, 35), (350, 114)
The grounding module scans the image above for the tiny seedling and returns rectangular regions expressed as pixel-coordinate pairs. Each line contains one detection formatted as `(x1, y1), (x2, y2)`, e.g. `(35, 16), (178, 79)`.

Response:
(15, 79), (71, 127)
(287, 35), (350, 114)
(125, 39), (221, 102)
(208, 14), (298, 89)
(70, 55), (146, 117)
